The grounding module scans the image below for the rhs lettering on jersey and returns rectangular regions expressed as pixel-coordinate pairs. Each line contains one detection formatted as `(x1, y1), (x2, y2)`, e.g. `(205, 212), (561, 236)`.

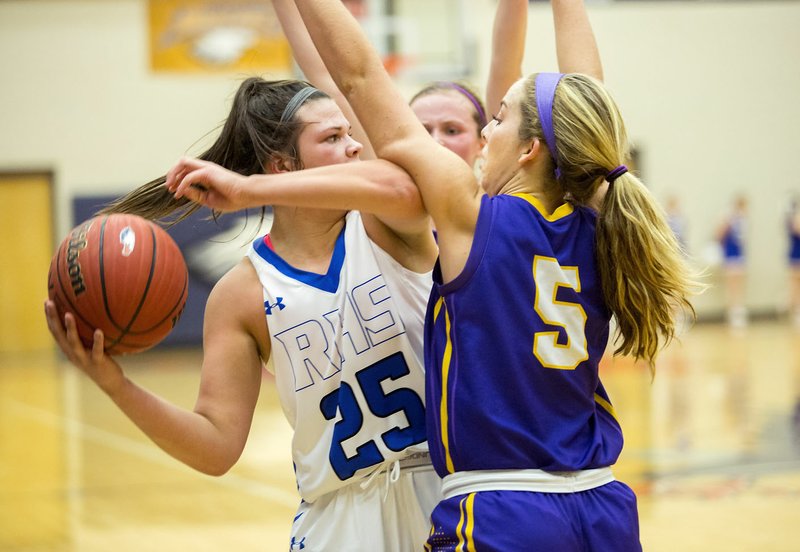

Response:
(273, 275), (406, 391)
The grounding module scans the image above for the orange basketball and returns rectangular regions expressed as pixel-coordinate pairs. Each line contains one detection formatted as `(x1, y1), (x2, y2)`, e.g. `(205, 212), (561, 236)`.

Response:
(47, 213), (188, 355)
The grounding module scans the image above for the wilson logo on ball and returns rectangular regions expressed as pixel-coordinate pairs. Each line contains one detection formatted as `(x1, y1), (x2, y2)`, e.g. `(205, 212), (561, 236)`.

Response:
(66, 221), (91, 297)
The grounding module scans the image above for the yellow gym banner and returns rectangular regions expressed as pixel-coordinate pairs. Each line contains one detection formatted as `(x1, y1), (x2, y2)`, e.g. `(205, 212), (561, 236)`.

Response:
(149, 0), (292, 73)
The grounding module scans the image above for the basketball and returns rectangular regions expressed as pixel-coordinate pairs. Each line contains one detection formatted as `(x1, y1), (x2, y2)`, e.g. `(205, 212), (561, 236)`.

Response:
(47, 213), (189, 355)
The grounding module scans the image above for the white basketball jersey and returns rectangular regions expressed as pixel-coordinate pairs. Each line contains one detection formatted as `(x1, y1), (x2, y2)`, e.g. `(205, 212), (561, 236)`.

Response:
(247, 211), (431, 503)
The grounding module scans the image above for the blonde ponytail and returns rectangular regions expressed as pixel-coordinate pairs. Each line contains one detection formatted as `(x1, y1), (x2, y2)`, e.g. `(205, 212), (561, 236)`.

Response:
(99, 78), (329, 226)
(521, 72), (702, 370)
(596, 171), (698, 368)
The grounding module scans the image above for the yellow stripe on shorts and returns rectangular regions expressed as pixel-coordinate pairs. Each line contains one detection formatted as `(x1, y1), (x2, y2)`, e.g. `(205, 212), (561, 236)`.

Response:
(455, 493), (476, 552)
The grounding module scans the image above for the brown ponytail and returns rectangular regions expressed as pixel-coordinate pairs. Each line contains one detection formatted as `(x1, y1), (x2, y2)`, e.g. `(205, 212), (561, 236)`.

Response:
(100, 78), (328, 225)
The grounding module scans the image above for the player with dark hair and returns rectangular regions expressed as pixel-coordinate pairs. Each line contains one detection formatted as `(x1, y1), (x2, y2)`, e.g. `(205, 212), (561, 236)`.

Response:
(45, 77), (440, 551)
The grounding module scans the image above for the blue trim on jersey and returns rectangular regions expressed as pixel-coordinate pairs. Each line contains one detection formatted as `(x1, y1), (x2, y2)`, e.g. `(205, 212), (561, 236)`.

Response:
(252, 225), (346, 293)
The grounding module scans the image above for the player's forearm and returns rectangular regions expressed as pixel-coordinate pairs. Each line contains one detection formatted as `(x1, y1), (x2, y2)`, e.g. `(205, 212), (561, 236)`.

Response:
(292, 0), (468, 228)
(293, 1), (374, 97)
(105, 378), (242, 475)
(245, 160), (425, 220)
(487, 0), (528, 116)
(272, 0), (376, 158)
(552, 0), (603, 81)
(292, 0), (415, 155)
(273, 0), (330, 85)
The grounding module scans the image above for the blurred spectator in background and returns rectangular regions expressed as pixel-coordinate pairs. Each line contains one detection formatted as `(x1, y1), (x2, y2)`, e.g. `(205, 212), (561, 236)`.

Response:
(787, 195), (800, 328)
(717, 194), (748, 329)
(666, 194), (689, 255)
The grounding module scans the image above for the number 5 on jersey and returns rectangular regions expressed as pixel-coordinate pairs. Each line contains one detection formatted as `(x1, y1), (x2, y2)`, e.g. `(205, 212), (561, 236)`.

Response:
(532, 255), (588, 370)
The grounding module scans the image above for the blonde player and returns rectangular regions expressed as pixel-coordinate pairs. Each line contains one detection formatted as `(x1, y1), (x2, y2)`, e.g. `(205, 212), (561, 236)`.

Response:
(292, 0), (698, 549)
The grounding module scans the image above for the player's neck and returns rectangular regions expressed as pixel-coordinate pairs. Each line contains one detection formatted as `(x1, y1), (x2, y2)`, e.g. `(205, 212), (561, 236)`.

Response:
(267, 215), (345, 274)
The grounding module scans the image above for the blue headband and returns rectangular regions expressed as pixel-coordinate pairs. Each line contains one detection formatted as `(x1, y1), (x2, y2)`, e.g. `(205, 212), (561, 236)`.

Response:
(535, 72), (565, 179)
(280, 86), (319, 123)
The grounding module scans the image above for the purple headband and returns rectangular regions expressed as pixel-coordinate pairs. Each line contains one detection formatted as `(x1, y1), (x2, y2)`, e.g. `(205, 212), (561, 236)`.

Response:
(440, 82), (488, 128)
(606, 165), (628, 183)
(535, 72), (565, 179)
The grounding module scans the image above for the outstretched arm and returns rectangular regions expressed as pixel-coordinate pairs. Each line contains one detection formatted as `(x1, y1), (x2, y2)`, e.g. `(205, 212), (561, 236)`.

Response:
(272, 0), (375, 158)
(553, 0), (603, 81)
(168, 157), (428, 234)
(44, 261), (268, 475)
(167, 156), (437, 271)
(486, 0), (528, 118)
(293, 0), (482, 280)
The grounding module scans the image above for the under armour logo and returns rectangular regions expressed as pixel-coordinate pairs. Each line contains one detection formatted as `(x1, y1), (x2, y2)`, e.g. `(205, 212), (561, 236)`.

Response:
(290, 536), (306, 550)
(265, 297), (286, 315)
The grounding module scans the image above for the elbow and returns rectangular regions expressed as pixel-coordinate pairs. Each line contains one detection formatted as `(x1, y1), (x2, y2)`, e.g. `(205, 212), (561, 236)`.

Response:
(195, 457), (237, 477)
(377, 159), (416, 195)
(388, 169), (426, 219)
(182, 445), (241, 476)
(368, 159), (425, 218)
(593, 68), (605, 83)
(398, 173), (423, 205)
(203, 465), (233, 477)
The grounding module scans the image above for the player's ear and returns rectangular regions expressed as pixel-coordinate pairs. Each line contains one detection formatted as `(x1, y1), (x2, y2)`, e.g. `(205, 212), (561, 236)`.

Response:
(267, 153), (296, 174)
(518, 138), (541, 165)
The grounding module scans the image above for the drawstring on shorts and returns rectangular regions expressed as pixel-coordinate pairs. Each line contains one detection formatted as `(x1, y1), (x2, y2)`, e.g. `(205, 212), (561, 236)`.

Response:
(360, 459), (401, 501)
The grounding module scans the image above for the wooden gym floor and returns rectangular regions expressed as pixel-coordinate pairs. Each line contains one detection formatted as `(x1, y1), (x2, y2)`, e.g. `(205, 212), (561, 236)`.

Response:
(1, 320), (799, 551)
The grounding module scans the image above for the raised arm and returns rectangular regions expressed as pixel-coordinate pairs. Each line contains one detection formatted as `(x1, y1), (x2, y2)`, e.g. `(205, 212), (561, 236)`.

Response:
(486, 0), (528, 118)
(487, 0), (602, 117)
(553, 0), (603, 81)
(272, 0), (375, 158)
(554, 0), (605, 209)
(292, 0), (482, 277)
